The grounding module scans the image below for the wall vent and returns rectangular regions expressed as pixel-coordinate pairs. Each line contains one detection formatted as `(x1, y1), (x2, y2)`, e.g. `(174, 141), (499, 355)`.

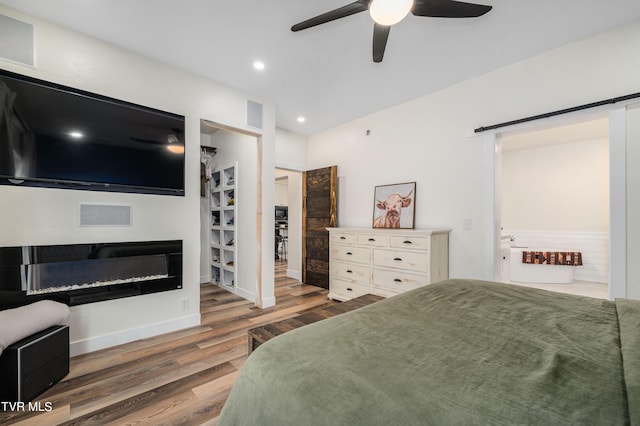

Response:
(80, 204), (132, 226)
(246, 100), (263, 129)
(0, 15), (35, 67)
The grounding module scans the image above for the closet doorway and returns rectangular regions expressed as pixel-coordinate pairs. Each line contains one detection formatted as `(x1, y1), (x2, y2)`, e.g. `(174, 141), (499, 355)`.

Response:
(200, 120), (264, 305)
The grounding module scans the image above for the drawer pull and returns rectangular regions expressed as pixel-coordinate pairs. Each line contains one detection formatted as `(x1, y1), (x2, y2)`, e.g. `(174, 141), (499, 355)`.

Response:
(346, 270), (353, 273)
(403, 240), (413, 244)
(346, 252), (353, 256)
(347, 287), (353, 292)
(368, 238), (376, 242)
(393, 278), (402, 283)
(393, 257), (403, 261)
(340, 236), (347, 240)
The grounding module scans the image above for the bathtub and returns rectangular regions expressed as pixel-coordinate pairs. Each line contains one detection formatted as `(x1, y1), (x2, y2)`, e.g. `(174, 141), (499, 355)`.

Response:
(508, 248), (575, 284)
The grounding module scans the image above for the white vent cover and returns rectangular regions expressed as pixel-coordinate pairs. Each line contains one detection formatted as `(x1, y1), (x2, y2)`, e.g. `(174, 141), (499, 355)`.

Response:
(0, 15), (35, 67)
(80, 204), (132, 226)
(246, 100), (263, 129)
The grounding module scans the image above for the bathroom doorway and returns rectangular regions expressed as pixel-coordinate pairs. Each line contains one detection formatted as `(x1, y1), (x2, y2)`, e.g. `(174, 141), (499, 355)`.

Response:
(498, 116), (609, 299)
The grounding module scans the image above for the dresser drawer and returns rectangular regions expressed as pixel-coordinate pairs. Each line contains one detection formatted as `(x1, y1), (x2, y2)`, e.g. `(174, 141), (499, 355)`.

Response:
(330, 279), (371, 301)
(373, 249), (428, 273)
(332, 261), (371, 283)
(356, 234), (389, 247)
(389, 235), (430, 250)
(331, 233), (357, 244)
(373, 269), (429, 293)
(331, 246), (370, 264)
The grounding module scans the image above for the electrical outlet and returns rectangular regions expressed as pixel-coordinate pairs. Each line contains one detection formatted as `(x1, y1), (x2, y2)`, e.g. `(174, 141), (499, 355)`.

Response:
(180, 297), (190, 311)
(463, 218), (473, 230)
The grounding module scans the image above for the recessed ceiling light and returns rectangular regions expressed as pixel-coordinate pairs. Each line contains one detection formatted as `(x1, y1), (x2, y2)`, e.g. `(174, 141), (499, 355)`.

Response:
(297, 116), (306, 123)
(253, 61), (265, 71)
(69, 131), (84, 139)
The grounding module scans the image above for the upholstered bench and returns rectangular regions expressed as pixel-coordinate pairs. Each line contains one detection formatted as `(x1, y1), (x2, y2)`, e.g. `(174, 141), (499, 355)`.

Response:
(0, 294), (71, 402)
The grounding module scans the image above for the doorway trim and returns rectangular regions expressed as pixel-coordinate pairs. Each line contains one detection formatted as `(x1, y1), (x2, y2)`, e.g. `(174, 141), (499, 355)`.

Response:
(275, 166), (304, 281)
(483, 108), (627, 300)
(200, 119), (273, 308)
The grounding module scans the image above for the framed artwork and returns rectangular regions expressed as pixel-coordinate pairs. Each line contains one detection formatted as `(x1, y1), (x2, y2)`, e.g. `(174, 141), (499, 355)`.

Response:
(372, 182), (416, 229)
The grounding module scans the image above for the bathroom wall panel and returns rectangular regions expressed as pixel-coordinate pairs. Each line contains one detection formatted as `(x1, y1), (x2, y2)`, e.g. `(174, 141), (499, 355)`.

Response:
(504, 230), (608, 283)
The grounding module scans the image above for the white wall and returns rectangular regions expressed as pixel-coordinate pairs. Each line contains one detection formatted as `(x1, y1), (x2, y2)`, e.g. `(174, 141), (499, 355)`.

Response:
(502, 138), (609, 231)
(0, 6), (276, 354)
(274, 177), (288, 206)
(275, 128), (307, 171)
(627, 105), (640, 299)
(307, 19), (640, 286)
(199, 133), (215, 283)
(285, 171), (303, 280)
(208, 129), (259, 302)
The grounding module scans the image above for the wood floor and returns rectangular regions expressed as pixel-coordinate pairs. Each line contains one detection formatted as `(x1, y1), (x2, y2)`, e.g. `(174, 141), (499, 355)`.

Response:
(0, 262), (332, 425)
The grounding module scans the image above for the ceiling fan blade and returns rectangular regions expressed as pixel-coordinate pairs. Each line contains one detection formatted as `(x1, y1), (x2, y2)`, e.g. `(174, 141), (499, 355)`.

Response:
(291, 1), (369, 32)
(372, 23), (390, 63)
(412, 0), (492, 18)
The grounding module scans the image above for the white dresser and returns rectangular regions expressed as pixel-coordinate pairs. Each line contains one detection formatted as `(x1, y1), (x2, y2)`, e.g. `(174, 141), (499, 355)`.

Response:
(327, 227), (451, 301)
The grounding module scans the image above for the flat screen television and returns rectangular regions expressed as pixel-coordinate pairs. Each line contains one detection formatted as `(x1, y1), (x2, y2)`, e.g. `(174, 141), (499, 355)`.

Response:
(0, 69), (185, 196)
(275, 206), (288, 220)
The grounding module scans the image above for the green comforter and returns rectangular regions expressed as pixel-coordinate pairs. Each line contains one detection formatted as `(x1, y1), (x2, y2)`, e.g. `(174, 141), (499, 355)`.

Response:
(219, 279), (640, 425)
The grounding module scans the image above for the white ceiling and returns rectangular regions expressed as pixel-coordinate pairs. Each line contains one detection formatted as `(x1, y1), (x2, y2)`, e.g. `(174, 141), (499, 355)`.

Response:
(2, 0), (640, 135)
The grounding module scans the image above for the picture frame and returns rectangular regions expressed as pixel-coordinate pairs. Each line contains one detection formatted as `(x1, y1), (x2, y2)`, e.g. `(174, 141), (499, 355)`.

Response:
(372, 182), (416, 229)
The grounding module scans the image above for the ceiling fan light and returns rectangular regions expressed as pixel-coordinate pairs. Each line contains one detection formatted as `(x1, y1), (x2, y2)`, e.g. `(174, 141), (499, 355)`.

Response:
(166, 144), (185, 154)
(369, 0), (413, 26)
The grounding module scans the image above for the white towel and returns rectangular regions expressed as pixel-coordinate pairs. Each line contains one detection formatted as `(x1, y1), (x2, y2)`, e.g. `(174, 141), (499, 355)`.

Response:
(0, 300), (70, 356)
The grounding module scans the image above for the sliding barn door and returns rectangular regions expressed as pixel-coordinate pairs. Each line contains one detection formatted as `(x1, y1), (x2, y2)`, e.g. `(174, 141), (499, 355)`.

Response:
(302, 166), (337, 289)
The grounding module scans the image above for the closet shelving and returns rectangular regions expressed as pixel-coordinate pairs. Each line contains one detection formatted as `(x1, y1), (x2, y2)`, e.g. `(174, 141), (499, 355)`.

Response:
(211, 162), (237, 291)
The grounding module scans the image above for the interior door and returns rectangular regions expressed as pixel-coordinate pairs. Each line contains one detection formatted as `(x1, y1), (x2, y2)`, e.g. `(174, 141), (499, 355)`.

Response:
(302, 166), (337, 288)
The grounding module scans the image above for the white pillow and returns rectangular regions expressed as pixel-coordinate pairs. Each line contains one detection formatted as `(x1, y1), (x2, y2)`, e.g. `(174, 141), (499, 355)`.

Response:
(0, 300), (70, 356)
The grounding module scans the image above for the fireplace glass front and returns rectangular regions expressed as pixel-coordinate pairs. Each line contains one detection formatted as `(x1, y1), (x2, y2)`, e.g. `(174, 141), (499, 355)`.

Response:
(0, 240), (182, 305)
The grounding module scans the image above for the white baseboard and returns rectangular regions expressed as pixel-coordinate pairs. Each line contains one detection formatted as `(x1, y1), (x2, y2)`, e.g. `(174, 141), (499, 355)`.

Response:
(287, 268), (301, 281)
(69, 313), (201, 356)
(260, 296), (276, 308)
(235, 286), (256, 304)
(234, 286), (275, 308)
(200, 274), (211, 284)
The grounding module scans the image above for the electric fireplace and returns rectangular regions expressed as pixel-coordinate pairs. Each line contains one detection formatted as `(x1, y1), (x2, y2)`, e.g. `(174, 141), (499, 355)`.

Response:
(0, 240), (182, 305)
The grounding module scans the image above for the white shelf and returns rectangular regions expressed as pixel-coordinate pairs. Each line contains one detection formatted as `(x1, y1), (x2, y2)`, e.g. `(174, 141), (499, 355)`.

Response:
(210, 162), (237, 290)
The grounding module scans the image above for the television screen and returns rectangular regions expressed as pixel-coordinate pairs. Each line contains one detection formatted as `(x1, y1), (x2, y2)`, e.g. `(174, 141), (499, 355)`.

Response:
(0, 69), (185, 195)
(275, 206), (288, 219)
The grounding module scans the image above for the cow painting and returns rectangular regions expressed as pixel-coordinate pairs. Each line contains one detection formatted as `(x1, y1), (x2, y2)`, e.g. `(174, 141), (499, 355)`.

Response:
(372, 184), (415, 228)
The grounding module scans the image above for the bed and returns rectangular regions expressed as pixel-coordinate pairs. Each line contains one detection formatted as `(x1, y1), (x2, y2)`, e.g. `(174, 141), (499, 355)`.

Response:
(218, 279), (640, 425)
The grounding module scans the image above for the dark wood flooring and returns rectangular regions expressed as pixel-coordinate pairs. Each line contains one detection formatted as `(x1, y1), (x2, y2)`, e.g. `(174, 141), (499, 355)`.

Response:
(0, 261), (333, 425)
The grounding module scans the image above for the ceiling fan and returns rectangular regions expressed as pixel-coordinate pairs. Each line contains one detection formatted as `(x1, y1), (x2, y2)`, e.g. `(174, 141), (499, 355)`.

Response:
(291, 0), (492, 63)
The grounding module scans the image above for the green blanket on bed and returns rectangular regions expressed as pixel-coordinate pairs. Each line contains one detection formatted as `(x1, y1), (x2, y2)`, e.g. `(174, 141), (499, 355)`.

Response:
(219, 279), (639, 425)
